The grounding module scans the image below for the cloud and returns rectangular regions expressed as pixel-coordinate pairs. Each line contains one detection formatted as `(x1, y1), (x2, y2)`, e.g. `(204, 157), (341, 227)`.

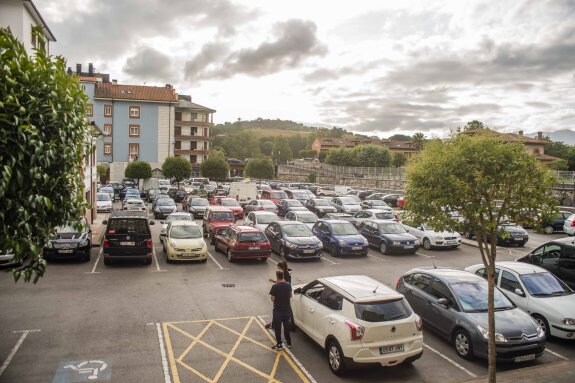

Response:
(184, 19), (327, 81)
(123, 47), (173, 81)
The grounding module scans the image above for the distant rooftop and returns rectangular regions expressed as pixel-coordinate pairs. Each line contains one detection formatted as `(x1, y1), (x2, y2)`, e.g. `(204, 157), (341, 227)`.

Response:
(95, 83), (178, 103)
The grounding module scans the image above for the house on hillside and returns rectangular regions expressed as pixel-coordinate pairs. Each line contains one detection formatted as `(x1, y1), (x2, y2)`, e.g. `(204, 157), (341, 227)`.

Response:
(311, 137), (419, 159)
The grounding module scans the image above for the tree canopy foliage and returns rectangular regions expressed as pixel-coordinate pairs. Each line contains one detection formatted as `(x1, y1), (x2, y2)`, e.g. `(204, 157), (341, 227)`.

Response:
(244, 157), (275, 180)
(200, 152), (229, 181)
(0, 28), (91, 283)
(405, 130), (556, 382)
(272, 137), (293, 164)
(124, 161), (152, 188)
(325, 144), (392, 167)
(162, 157), (191, 184)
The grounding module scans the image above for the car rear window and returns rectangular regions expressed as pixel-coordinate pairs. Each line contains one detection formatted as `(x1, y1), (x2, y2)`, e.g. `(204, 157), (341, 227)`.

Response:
(107, 219), (150, 235)
(354, 298), (412, 322)
(238, 232), (268, 242)
(212, 212), (235, 221)
(271, 191), (287, 199)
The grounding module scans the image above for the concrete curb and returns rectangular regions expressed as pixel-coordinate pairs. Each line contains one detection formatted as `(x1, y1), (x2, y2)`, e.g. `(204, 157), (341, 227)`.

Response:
(462, 360), (575, 383)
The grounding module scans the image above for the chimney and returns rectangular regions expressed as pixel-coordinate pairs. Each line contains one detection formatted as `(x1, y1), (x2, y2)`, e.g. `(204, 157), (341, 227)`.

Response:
(102, 74), (110, 83)
(88, 63), (94, 75)
(76, 63), (82, 74)
(165, 84), (172, 89)
(67, 67), (72, 75)
(518, 130), (523, 136)
(112, 79), (117, 85)
(537, 131), (543, 139)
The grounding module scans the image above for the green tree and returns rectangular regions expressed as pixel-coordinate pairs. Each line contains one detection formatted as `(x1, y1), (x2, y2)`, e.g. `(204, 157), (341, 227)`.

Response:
(272, 137), (293, 164)
(463, 120), (487, 132)
(350, 144), (391, 167)
(244, 157), (275, 180)
(392, 152), (408, 167)
(388, 134), (411, 141)
(0, 28), (91, 283)
(260, 140), (274, 156)
(162, 157), (192, 186)
(299, 149), (318, 158)
(288, 134), (307, 158)
(549, 158), (569, 170)
(325, 147), (351, 165)
(544, 139), (574, 161)
(97, 164), (108, 184)
(405, 131), (555, 382)
(124, 161), (152, 189)
(318, 151), (328, 162)
(200, 152), (229, 182)
(411, 132), (426, 151)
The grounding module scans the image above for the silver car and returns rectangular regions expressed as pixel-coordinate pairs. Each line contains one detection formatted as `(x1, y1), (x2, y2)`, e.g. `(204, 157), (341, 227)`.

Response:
(330, 197), (361, 215)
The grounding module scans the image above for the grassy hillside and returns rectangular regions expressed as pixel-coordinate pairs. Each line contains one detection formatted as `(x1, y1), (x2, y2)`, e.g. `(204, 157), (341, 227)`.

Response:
(245, 128), (314, 139)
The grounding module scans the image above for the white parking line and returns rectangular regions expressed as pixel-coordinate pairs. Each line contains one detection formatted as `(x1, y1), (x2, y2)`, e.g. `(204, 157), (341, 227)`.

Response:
(267, 257), (278, 265)
(546, 347), (569, 360)
(423, 343), (478, 378)
(155, 323), (172, 383)
(320, 256), (339, 265)
(367, 254), (385, 261)
(0, 329), (41, 378)
(153, 248), (167, 272)
(207, 251), (228, 270)
(86, 248), (102, 274)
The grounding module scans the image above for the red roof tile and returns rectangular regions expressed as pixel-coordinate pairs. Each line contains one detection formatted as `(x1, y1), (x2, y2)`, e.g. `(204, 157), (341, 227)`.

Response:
(94, 83), (178, 102)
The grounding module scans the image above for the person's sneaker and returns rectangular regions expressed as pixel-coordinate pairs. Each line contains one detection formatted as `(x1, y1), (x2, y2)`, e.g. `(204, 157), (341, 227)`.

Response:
(285, 343), (292, 349)
(271, 344), (283, 351)
(264, 323), (272, 329)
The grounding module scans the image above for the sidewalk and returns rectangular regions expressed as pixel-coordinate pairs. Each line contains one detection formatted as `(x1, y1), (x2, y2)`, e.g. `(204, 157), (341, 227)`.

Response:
(463, 360), (575, 383)
(90, 216), (107, 247)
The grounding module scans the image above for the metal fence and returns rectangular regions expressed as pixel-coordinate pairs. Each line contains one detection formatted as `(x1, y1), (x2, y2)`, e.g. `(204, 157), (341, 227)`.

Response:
(555, 171), (575, 184)
(282, 161), (406, 180)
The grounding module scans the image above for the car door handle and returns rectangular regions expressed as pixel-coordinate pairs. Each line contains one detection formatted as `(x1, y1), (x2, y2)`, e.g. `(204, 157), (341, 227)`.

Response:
(329, 319), (335, 325)
(309, 308), (315, 313)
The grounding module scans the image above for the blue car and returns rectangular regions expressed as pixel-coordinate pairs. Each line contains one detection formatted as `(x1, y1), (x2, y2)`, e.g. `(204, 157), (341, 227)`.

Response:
(311, 219), (368, 257)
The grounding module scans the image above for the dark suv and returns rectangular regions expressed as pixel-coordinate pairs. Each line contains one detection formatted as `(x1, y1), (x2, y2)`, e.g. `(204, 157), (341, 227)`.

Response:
(102, 211), (155, 265)
(43, 217), (92, 262)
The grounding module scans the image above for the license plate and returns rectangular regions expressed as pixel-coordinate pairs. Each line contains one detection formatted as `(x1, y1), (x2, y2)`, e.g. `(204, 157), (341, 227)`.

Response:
(446, 240), (456, 244)
(249, 247), (260, 250)
(120, 242), (135, 246)
(380, 344), (404, 354)
(59, 249), (74, 254)
(182, 253), (197, 257)
(303, 249), (314, 254)
(352, 246), (362, 250)
(514, 354), (535, 362)
(404, 245), (414, 249)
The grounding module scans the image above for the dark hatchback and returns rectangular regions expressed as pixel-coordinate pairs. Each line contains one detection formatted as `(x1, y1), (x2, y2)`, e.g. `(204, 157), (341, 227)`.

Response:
(102, 211), (155, 265)
(464, 222), (529, 247)
(264, 221), (323, 260)
(312, 219), (368, 257)
(359, 219), (419, 254)
(304, 198), (337, 217)
(43, 218), (92, 262)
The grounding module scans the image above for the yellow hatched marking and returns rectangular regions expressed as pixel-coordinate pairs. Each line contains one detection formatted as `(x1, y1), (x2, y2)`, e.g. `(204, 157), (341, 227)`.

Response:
(162, 322), (182, 383)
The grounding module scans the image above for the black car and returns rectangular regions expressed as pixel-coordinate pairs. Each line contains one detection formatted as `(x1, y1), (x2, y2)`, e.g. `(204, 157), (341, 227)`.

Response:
(463, 222), (528, 246)
(304, 198), (337, 217)
(357, 189), (376, 200)
(43, 218), (92, 262)
(516, 237), (575, 289)
(538, 211), (571, 234)
(264, 221), (323, 260)
(110, 181), (124, 200)
(173, 189), (187, 203)
(154, 198), (177, 219)
(359, 219), (419, 254)
(102, 211), (155, 265)
(276, 199), (308, 217)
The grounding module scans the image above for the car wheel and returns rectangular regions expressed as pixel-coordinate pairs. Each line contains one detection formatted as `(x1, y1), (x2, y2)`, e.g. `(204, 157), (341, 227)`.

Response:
(331, 245), (339, 257)
(145, 257), (152, 265)
(464, 232), (473, 239)
(543, 225), (554, 234)
(103, 258), (111, 266)
(379, 242), (388, 255)
(422, 238), (432, 250)
(533, 314), (550, 338)
(162, 243), (166, 254)
(227, 249), (234, 263)
(83, 252), (91, 262)
(279, 245), (286, 258)
(210, 234), (216, 245)
(203, 228), (208, 238)
(327, 340), (347, 376)
(453, 329), (473, 360)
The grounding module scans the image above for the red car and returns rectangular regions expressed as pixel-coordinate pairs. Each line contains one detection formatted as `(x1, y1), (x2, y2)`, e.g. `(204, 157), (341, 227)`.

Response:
(214, 225), (271, 262)
(212, 197), (245, 220)
(260, 189), (288, 205)
(202, 206), (236, 244)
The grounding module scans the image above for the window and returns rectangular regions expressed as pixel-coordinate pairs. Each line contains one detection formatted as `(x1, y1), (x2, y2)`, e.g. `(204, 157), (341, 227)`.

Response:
(104, 143), (112, 155)
(31, 25), (37, 47)
(175, 126), (181, 136)
(86, 104), (93, 117)
(129, 143), (139, 159)
(319, 288), (344, 310)
(189, 155), (197, 163)
(103, 124), (112, 136)
(129, 106), (140, 118)
(174, 141), (181, 150)
(410, 273), (432, 291)
(129, 124), (140, 137)
(81, 85), (87, 92)
(500, 270), (523, 295)
(191, 112), (198, 120)
(175, 111), (182, 121)
(304, 282), (325, 301)
(104, 104), (112, 117)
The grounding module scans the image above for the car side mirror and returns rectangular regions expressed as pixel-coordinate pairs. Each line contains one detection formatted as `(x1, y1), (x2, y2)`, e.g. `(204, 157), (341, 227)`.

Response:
(160, 233), (166, 236)
(294, 287), (302, 295)
(514, 288), (525, 297)
(436, 298), (449, 308)
(149, 221), (155, 225)
(102, 220), (108, 225)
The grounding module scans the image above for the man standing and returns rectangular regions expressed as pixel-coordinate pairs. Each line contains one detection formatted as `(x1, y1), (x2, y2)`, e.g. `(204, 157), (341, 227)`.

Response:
(269, 269), (292, 350)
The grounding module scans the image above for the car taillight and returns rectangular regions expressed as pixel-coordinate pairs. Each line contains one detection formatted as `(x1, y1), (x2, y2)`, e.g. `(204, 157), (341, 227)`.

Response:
(259, 207), (264, 210)
(146, 239), (153, 248)
(415, 314), (423, 332)
(103, 239), (109, 248)
(345, 320), (364, 341)
(571, 221), (575, 227)
(396, 278), (401, 289)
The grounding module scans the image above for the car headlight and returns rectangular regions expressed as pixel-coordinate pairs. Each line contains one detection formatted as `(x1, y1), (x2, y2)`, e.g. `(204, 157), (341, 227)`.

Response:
(47, 241), (54, 249)
(561, 318), (575, 326)
(79, 239), (89, 247)
(285, 241), (298, 249)
(477, 325), (508, 343)
(155, 208), (160, 212)
(169, 240), (177, 248)
(338, 239), (346, 246)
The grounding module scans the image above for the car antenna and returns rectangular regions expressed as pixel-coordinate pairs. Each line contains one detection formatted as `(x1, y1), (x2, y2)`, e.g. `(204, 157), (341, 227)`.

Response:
(373, 285), (378, 294)
(431, 257), (437, 269)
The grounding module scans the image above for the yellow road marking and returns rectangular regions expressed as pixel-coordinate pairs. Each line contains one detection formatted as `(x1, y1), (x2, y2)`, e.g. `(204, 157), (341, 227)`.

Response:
(162, 322), (181, 383)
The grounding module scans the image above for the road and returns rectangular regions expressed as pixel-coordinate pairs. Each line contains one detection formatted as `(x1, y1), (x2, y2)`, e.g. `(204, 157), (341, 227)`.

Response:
(0, 202), (573, 383)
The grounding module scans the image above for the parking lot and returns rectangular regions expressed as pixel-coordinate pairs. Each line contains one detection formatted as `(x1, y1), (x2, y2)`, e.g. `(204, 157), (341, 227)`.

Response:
(1, 200), (574, 383)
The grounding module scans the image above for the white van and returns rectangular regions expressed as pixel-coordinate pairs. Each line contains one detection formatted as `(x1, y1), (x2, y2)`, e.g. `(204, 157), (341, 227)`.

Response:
(228, 182), (258, 206)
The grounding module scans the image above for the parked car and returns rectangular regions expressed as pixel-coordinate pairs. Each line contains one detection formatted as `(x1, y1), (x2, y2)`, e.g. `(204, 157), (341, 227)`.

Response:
(264, 221), (323, 260)
(537, 210), (570, 234)
(145, 189), (160, 203)
(562, 213), (575, 236)
(360, 199), (392, 210)
(153, 198), (177, 219)
(260, 189), (289, 205)
(173, 189), (187, 203)
(359, 220), (419, 254)
(123, 198), (147, 212)
(365, 193), (404, 208)
(121, 187), (140, 202)
(357, 189), (376, 200)
(312, 219), (369, 257)
(396, 268), (546, 362)
(213, 197), (244, 220)
(292, 275), (423, 375)
(96, 192), (113, 213)
(285, 189), (315, 204)
(353, 209), (397, 227)
(102, 210), (155, 265)
(323, 212), (358, 226)
(0, 249), (25, 268)
(109, 181), (123, 200)
(244, 199), (278, 214)
(305, 198), (337, 217)
(202, 206), (236, 244)
(465, 262), (575, 339)
(516, 237), (575, 290)
(402, 223), (461, 250)
(243, 211), (280, 231)
(214, 225), (271, 262)
(159, 212), (194, 240)
(464, 222), (528, 246)
(316, 186), (337, 197)
(160, 220), (207, 263)
(285, 210), (319, 228)
(277, 199), (308, 217)
(183, 197), (210, 218)
(99, 186), (115, 201)
(43, 218), (92, 262)
(330, 197), (361, 215)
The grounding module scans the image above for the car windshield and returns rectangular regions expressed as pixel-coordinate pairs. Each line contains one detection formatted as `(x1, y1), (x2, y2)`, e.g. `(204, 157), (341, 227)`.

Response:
(256, 214), (278, 224)
(170, 225), (202, 239)
(238, 232), (268, 243)
(520, 273), (573, 297)
(126, 190), (139, 195)
(286, 200), (303, 207)
(290, 191), (307, 199)
(331, 222), (358, 235)
(56, 223), (85, 233)
(97, 193), (111, 201)
(339, 197), (356, 205)
(212, 212), (235, 221)
(296, 213), (318, 223)
(221, 199), (240, 207)
(374, 212), (394, 219)
(191, 199), (209, 206)
(314, 199), (330, 206)
(126, 200), (143, 206)
(370, 200), (387, 206)
(166, 215), (192, 223)
(283, 224), (312, 237)
(158, 199), (175, 206)
(260, 200), (275, 206)
(100, 188), (113, 193)
(451, 281), (514, 312)
(379, 223), (407, 234)
(271, 191), (288, 199)
(354, 298), (412, 322)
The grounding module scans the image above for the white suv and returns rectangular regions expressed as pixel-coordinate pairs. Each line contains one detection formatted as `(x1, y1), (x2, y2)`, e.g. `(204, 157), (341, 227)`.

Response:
(291, 275), (423, 375)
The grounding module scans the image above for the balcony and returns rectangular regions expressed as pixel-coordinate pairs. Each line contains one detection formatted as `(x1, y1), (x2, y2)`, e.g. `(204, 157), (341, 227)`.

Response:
(174, 134), (213, 141)
(174, 149), (210, 154)
(175, 119), (212, 126)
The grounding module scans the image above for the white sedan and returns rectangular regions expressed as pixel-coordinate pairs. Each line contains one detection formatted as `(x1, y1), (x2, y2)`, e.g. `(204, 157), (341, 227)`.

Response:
(122, 198), (146, 212)
(242, 211), (279, 231)
(465, 261), (575, 339)
(402, 223), (461, 250)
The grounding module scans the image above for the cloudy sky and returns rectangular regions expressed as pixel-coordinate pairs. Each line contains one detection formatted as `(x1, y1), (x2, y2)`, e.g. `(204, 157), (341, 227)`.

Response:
(36, 0), (575, 138)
